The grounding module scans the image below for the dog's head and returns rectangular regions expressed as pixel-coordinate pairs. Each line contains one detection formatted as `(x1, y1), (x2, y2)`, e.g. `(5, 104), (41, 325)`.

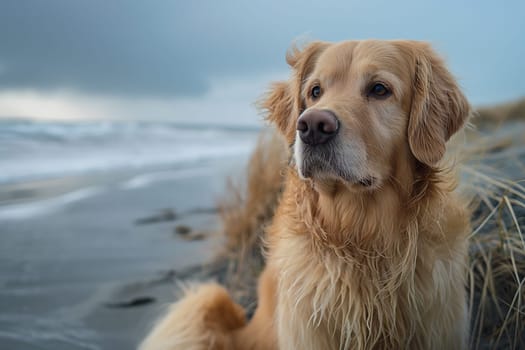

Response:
(260, 40), (470, 192)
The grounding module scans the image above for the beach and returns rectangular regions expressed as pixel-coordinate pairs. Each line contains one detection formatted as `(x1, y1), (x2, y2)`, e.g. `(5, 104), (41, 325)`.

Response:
(0, 120), (258, 349)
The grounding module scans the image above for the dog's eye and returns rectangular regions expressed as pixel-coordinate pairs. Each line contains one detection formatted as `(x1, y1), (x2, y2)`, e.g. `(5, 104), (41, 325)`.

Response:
(369, 83), (391, 98)
(311, 85), (322, 99)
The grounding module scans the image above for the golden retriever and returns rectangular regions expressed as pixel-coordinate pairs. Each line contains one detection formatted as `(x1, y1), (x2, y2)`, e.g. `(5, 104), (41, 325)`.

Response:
(140, 39), (471, 350)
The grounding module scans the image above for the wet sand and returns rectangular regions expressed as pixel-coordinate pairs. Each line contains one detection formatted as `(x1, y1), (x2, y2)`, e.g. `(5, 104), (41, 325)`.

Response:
(0, 157), (247, 349)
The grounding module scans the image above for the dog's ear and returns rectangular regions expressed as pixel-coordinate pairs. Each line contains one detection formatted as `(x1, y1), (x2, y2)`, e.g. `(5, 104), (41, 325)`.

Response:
(259, 41), (329, 141)
(259, 81), (294, 138)
(407, 43), (470, 166)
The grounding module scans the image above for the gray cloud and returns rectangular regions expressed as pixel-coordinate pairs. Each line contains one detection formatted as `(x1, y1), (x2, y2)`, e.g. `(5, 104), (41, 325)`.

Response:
(0, 0), (524, 103)
(0, 1), (295, 97)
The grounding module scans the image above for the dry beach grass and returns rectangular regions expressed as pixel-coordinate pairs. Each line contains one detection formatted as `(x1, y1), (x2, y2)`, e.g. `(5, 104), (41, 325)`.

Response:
(460, 105), (525, 349)
(476, 97), (525, 125)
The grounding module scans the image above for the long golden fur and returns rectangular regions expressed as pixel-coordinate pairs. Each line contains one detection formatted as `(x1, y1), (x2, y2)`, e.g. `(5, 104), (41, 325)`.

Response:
(141, 39), (472, 350)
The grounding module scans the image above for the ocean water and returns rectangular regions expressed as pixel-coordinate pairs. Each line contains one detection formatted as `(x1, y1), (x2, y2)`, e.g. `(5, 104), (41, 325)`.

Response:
(0, 119), (259, 185)
(0, 119), (260, 221)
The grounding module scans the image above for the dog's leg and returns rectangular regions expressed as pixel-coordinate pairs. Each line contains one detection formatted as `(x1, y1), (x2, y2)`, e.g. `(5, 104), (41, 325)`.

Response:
(232, 267), (279, 350)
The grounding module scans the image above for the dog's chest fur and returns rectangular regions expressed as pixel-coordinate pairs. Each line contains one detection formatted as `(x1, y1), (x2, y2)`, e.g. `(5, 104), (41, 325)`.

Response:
(271, 228), (467, 350)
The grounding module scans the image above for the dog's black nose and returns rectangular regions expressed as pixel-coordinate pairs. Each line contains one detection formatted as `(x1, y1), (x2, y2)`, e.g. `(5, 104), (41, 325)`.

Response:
(297, 109), (339, 146)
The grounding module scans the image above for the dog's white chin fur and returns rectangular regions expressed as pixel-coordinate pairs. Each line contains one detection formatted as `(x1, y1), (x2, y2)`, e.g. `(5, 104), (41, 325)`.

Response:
(293, 133), (374, 188)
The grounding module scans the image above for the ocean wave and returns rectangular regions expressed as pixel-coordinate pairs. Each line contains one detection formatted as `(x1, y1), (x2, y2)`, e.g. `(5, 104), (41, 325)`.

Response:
(0, 187), (104, 221)
(0, 119), (260, 142)
(120, 167), (211, 189)
(0, 120), (258, 184)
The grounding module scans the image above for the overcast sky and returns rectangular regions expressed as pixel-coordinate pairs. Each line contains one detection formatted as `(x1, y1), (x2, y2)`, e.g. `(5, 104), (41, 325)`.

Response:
(0, 1), (524, 124)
